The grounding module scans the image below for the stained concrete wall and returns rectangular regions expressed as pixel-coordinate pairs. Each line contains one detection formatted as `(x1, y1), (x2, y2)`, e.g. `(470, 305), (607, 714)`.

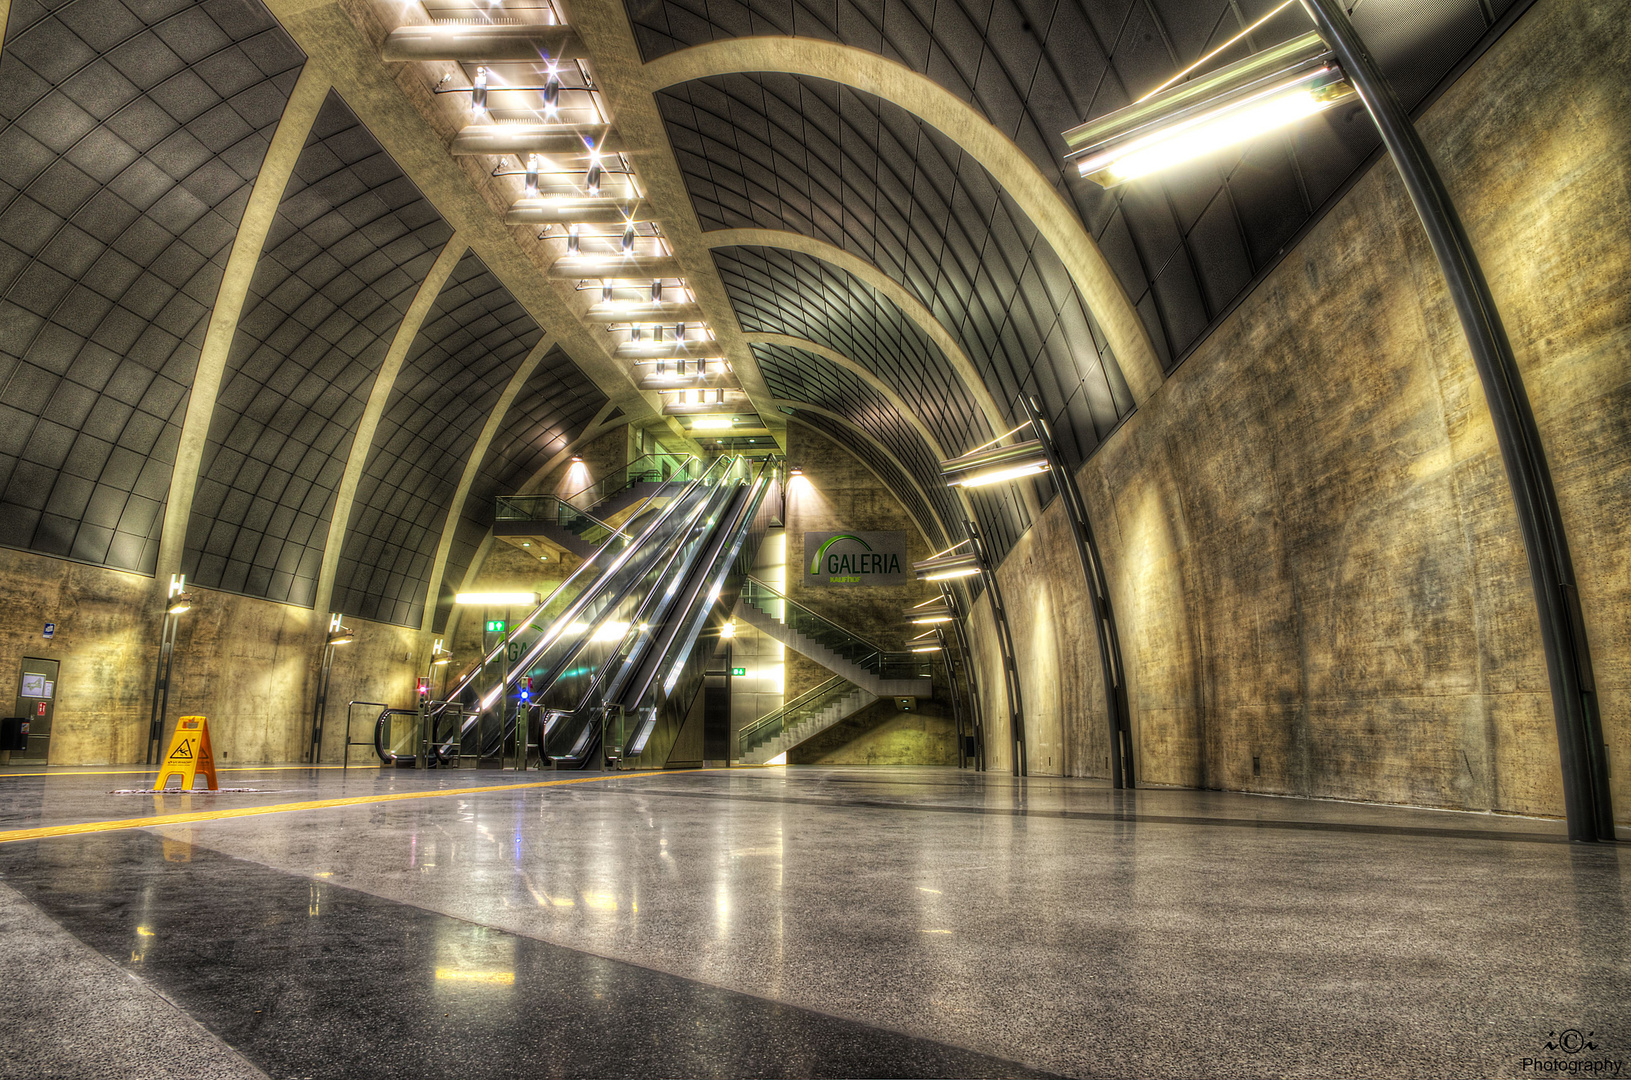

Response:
(968, 0), (1630, 822)
(0, 545), (424, 765)
(788, 698), (957, 766)
(775, 423), (959, 764)
(782, 422), (940, 700)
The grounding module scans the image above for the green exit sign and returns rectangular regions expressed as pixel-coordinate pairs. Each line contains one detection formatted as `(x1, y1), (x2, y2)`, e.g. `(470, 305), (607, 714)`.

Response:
(731, 667), (746, 677)
(485, 620), (507, 633)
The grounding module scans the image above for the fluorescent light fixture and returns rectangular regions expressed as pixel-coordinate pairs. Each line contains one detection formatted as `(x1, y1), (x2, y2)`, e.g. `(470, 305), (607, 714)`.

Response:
(915, 548), (984, 582)
(911, 645), (940, 653)
(524, 154), (540, 198)
(167, 592), (194, 615)
(543, 72), (560, 118)
(328, 626), (355, 645)
(940, 439), (1050, 489)
(952, 462), (1049, 488)
(911, 614), (954, 625)
(471, 66), (488, 116)
(1063, 32), (1354, 188)
(690, 415), (736, 431)
(455, 592), (540, 606)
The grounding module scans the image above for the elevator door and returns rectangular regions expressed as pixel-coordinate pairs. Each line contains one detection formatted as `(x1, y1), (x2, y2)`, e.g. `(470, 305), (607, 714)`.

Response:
(14, 657), (59, 762)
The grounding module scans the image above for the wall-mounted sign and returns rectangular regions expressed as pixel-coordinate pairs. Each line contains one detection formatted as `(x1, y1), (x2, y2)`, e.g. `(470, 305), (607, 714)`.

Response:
(485, 620), (507, 633)
(804, 531), (909, 587)
(730, 667), (746, 677)
(42, 623), (55, 639)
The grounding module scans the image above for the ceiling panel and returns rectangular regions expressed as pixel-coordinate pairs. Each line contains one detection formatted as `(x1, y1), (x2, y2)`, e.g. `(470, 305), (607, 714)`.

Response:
(659, 73), (1135, 471)
(181, 90), (453, 607)
(433, 345), (606, 633)
(330, 248), (546, 628)
(631, 0), (1504, 371)
(0, 0), (303, 572)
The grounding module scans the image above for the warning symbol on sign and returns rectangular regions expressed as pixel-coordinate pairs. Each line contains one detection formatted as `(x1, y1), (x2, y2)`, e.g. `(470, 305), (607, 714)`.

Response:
(157, 716), (217, 791)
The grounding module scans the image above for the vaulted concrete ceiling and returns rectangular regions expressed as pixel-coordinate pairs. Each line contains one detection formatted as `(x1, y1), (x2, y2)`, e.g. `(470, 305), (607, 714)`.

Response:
(0, 0), (1527, 610)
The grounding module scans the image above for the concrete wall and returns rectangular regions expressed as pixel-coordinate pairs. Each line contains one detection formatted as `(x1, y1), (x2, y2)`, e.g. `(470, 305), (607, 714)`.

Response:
(774, 423), (959, 764)
(0, 545), (424, 765)
(968, 0), (1630, 821)
(781, 422), (940, 699)
(788, 698), (958, 766)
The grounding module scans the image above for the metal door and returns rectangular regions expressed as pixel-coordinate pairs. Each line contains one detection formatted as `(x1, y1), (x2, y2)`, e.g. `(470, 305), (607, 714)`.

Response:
(14, 657), (59, 762)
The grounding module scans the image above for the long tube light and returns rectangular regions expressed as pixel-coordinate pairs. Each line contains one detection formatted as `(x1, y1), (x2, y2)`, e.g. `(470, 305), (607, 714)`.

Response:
(1076, 67), (1353, 186)
(913, 551), (983, 582)
(456, 592), (540, 606)
(1063, 32), (1354, 188)
(940, 439), (1051, 489)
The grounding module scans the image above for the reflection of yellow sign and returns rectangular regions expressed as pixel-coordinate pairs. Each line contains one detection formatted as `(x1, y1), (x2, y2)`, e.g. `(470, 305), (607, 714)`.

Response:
(157, 716), (217, 791)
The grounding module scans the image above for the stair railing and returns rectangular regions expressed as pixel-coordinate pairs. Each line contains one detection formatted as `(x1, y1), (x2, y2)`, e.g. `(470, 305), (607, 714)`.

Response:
(739, 675), (856, 756)
(740, 576), (931, 681)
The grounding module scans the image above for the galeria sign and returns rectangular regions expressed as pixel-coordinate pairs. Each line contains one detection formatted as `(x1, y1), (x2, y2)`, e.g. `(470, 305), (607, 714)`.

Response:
(804, 531), (908, 587)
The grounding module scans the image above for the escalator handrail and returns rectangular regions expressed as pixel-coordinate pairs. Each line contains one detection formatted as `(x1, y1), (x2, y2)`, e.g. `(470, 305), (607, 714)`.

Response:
(469, 455), (738, 716)
(440, 454), (704, 709)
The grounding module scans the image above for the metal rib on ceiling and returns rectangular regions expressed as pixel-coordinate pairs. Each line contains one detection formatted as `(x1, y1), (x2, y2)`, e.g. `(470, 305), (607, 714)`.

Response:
(434, 344), (606, 632)
(331, 248), (544, 628)
(629, 0), (1516, 370)
(181, 90), (453, 607)
(755, 341), (957, 546)
(659, 72), (1136, 469)
(0, 0), (304, 571)
(712, 243), (1029, 557)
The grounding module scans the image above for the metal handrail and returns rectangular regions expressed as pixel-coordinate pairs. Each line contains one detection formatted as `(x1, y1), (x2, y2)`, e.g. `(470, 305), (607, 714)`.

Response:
(342, 700), (390, 770)
(740, 675), (851, 748)
(740, 576), (929, 679)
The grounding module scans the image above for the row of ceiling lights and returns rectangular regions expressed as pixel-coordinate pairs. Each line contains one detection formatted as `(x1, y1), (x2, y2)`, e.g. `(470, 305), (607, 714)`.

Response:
(380, 1), (756, 438)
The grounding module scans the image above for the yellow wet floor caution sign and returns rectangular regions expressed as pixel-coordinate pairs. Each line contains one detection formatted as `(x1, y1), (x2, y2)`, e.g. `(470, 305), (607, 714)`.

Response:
(157, 716), (218, 791)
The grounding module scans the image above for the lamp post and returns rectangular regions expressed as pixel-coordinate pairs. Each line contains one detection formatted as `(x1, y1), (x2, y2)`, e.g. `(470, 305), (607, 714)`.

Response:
(146, 574), (194, 764)
(914, 529), (1027, 776)
(307, 614), (354, 764)
(939, 401), (1137, 787)
(1061, 2), (1611, 839)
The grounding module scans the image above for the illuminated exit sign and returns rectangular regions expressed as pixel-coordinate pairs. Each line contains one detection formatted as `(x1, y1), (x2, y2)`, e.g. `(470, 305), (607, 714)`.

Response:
(485, 620), (506, 633)
(731, 667), (746, 677)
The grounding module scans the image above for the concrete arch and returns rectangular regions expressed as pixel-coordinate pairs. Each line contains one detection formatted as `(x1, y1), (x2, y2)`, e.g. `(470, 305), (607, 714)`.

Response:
(775, 401), (955, 547)
(711, 230), (1009, 438)
(422, 333), (557, 635)
(638, 38), (1164, 406)
(154, 66), (331, 591)
(312, 237), (468, 617)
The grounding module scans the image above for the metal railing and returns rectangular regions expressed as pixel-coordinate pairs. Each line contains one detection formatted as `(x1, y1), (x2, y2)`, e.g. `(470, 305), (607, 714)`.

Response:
(739, 675), (856, 756)
(740, 576), (931, 681)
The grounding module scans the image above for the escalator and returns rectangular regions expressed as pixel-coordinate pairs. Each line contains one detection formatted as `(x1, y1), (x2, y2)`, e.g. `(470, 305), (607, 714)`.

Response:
(378, 453), (778, 770)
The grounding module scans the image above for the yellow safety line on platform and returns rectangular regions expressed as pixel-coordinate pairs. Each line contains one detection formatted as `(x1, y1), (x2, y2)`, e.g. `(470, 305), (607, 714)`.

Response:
(0, 765), (377, 779)
(0, 771), (678, 846)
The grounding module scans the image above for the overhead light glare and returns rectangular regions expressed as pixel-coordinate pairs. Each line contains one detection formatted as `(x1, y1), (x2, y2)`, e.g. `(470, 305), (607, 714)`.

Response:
(690, 415), (736, 431)
(455, 592), (540, 606)
(1070, 58), (1355, 187)
(923, 565), (981, 582)
(953, 462), (1050, 488)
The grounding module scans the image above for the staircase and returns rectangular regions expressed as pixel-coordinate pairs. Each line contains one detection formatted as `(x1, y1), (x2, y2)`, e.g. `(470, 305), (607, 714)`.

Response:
(735, 576), (931, 698)
(494, 453), (691, 556)
(739, 677), (878, 764)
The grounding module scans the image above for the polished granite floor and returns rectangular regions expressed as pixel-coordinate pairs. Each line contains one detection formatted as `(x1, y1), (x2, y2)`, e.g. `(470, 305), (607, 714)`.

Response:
(0, 764), (1625, 1079)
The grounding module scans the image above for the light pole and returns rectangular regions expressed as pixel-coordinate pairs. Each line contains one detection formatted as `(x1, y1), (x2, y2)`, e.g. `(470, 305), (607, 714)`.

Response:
(1061, 4), (1611, 838)
(146, 575), (193, 764)
(308, 613), (354, 763)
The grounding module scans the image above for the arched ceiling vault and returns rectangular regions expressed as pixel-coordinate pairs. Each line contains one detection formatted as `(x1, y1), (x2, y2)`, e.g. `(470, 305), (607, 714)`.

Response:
(638, 38), (1163, 402)
(708, 227), (1008, 436)
(777, 402), (952, 548)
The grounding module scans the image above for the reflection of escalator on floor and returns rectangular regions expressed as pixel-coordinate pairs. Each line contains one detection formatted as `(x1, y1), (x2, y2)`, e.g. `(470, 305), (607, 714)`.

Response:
(379, 454), (778, 770)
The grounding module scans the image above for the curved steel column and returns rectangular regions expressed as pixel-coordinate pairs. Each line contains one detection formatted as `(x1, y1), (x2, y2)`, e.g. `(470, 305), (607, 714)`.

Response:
(1019, 395), (1135, 788)
(1299, 0), (1611, 841)
(968, 520), (1027, 776)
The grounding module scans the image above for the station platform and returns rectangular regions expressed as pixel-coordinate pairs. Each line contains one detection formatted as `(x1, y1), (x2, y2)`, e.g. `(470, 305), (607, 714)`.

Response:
(0, 764), (1624, 1078)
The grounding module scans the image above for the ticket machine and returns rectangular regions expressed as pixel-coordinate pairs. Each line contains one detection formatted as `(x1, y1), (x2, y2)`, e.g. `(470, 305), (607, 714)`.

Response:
(12, 658), (59, 762)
